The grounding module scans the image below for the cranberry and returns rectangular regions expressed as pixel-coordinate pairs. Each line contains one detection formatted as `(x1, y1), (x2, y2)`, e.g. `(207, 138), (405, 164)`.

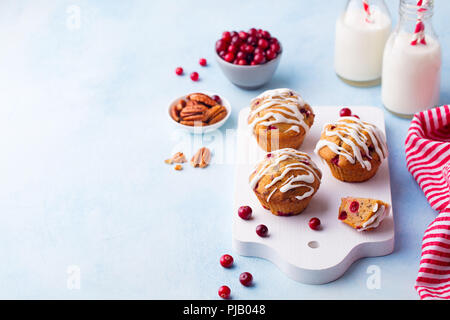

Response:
(270, 37), (279, 44)
(253, 53), (265, 64)
(250, 61), (258, 66)
(339, 211), (347, 220)
(219, 50), (226, 58)
(266, 153), (272, 158)
(199, 58), (207, 66)
(212, 95), (222, 104)
(270, 42), (281, 53)
(175, 67), (183, 76)
(218, 286), (231, 299)
(247, 35), (258, 46)
(256, 224), (268, 237)
(238, 206), (252, 220)
(253, 47), (264, 55)
(239, 31), (248, 40)
(309, 217), (321, 230)
(224, 52), (235, 63)
(261, 30), (271, 39)
(331, 155), (339, 166)
(353, 115), (360, 119)
(230, 31), (238, 38)
(249, 28), (258, 37)
(216, 39), (228, 52)
(258, 38), (269, 49)
(244, 44), (254, 54)
(228, 44), (238, 54)
(239, 272), (253, 287)
(222, 31), (231, 42)
(190, 72), (199, 81)
(238, 59), (247, 65)
(265, 49), (277, 61)
(350, 201), (360, 213)
(220, 254), (234, 268)
(231, 35), (242, 46)
(339, 107), (352, 117)
(236, 51), (246, 60)
(267, 125), (277, 130)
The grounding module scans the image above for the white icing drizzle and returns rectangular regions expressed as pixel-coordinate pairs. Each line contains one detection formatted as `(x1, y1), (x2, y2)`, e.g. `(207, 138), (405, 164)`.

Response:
(314, 116), (388, 171)
(358, 204), (390, 232)
(249, 148), (321, 203)
(248, 88), (310, 134)
(285, 125), (300, 133)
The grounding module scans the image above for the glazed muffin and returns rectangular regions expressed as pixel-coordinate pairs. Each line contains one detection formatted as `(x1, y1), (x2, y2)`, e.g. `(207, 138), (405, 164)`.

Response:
(314, 116), (388, 182)
(249, 148), (322, 216)
(338, 197), (390, 231)
(247, 89), (315, 151)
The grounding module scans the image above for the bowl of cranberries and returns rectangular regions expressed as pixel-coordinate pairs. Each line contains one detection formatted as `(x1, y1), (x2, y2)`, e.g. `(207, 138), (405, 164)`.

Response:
(215, 28), (282, 89)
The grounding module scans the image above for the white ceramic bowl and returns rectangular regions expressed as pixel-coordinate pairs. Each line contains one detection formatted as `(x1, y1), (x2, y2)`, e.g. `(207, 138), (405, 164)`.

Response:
(168, 91), (231, 134)
(215, 50), (282, 89)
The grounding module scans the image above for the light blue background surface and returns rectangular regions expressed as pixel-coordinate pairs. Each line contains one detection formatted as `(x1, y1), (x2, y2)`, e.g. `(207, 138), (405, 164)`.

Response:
(0, 0), (448, 299)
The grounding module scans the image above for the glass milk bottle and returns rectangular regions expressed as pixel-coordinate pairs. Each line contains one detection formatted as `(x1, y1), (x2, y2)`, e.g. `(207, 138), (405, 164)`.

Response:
(382, 0), (441, 117)
(335, 0), (392, 86)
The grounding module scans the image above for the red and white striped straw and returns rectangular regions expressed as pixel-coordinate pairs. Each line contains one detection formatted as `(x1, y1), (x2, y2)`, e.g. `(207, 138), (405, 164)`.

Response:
(362, 0), (373, 23)
(411, 0), (429, 46)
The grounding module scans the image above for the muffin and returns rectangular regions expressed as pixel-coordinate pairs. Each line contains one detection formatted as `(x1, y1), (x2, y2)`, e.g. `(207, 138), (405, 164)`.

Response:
(314, 116), (388, 182)
(247, 88), (315, 151)
(338, 197), (390, 232)
(249, 148), (322, 216)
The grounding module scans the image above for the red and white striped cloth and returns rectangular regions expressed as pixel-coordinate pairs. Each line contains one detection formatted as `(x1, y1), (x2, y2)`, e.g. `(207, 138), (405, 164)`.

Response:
(405, 105), (450, 300)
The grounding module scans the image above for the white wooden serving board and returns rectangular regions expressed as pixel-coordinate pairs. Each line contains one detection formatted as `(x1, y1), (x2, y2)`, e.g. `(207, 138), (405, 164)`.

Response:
(232, 106), (394, 285)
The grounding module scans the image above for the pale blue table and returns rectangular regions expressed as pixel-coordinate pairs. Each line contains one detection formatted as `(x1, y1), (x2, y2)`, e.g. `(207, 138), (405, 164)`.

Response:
(0, 0), (448, 299)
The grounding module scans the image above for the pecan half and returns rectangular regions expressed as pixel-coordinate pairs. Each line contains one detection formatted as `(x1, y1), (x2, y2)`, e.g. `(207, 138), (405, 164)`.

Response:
(180, 104), (208, 118)
(208, 110), (227, 124)
(205, 105), (226, 122)
(191, 147), (211, 168)
(187, 93), (217, 107)
(175, 99), (186, 111)
(171, 152), (187, 163)
(170, 105), (180, 122)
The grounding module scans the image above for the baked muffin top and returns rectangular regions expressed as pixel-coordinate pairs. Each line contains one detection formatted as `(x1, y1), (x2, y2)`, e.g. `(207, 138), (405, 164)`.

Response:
(314, 117), (388, 171)
(249, 148), (322, 204)
(247, 89), (314, 136)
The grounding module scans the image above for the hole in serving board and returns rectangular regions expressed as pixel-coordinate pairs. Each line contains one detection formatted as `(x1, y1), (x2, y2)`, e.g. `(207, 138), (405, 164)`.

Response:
(307, 241), (319, 249)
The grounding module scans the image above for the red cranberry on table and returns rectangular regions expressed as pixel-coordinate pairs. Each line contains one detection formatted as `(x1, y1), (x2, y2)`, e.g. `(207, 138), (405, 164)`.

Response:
(239, 272), (253, 287)
(339, 107), (352, 117)
(238, 206), (252, 220)
(199, 58), (207, 66)
(190, 72), (199, 82)
(220, 254), (234, 268)
(218, 285), (231, 299)
(256, 224), (268, 237)
(175, 67), (183, 76)
(309, 217), (321, 230)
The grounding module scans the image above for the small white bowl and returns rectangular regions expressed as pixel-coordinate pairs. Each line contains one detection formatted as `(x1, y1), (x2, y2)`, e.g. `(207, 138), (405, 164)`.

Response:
(168, 91), (232, 134)
(215, 50), (282, 89)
